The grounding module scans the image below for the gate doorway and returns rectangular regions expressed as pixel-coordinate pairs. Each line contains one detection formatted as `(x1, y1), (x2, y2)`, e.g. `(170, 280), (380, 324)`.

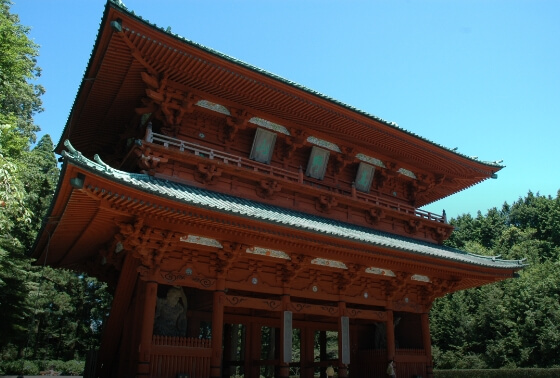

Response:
(221, 315), (345, 378)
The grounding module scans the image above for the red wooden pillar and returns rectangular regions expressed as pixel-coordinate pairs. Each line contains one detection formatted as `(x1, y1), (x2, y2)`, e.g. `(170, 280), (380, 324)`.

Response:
(210, 279), (226, 378)
(137, 280), (158, 377)
(277, 293), (291, 378)
(386, 309), (396, 360)
(247, 321), (261, 378)
(301, 326), (315, 378)
(422, 312), (434, 378)
(97, 253), (139, 377)
(337, 301), (349, 378)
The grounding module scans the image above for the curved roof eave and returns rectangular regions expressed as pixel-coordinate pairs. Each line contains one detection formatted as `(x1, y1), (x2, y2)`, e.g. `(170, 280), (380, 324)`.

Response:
(57, 0), (504, 174)
(59, 140), (525, 272)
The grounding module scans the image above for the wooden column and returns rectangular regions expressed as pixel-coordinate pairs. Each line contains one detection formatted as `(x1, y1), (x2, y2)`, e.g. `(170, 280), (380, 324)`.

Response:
(210, 279), (226, 378)
(137, 280), (158, 377)
(97, 253), (139, 377)
(277, 293), (292, 378)
(302, 327), (315, 378)
(422, 312), (434, 378)
(386, 309), (396, 360)
(247, 321), (261, 378)
(337, 301), (349, 378)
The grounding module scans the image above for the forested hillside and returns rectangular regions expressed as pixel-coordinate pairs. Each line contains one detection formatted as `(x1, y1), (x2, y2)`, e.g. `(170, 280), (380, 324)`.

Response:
(431, 192), (560, 369)
(1, 1), (112, 373)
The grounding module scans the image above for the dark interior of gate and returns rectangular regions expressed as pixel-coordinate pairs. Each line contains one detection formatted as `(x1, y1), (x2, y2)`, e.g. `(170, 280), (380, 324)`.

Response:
(146, 285), (427, 378)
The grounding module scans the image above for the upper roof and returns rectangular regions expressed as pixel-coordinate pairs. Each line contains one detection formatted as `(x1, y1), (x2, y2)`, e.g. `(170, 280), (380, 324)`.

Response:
(55, 0), (503, 206)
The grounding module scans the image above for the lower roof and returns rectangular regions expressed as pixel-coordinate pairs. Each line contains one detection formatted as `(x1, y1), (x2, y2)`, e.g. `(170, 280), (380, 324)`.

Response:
(44, 141), (524, 273)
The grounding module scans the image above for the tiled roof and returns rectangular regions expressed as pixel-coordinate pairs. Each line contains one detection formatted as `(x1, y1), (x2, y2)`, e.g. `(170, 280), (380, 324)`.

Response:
(73, 1), (501, 169)
(62, 141), (524, 270)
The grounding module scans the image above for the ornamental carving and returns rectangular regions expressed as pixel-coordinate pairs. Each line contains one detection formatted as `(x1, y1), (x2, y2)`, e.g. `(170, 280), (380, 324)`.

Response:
(277, 253), (309, 284)
(226, 296), (248, 307)
(140, 72), (200, 134)
(431, 226), (452, 244)
(194, 163), (222, 184)
(257, 179), (282, 199)
(161, 271), (186, 283)
(366, 208), (385, 225)
(404, 219), (422, 235)
(335, 263), (362, 292)
(280, 128), (308, 161)
(315, 195), (338, 213)
(134, 145), (168, 173)
(225, 108), (252, 142)
(331, 146), (355, 175)
(192, 275), (215, 288)
(430, 277), (460, 299)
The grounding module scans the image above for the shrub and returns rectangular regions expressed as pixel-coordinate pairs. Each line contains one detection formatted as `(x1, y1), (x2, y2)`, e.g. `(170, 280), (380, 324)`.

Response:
(63, 359), (85, 375)
(0, 360), (40, 375)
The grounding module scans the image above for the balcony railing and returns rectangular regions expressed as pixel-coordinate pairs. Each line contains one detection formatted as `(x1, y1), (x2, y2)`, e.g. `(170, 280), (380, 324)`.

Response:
(144, 127), (445, 223)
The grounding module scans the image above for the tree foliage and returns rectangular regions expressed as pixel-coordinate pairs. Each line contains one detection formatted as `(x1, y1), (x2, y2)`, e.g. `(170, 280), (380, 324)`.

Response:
(0, 1), (112, 369)
(431, 191), (560, 369)
(0, 0), (44, 157)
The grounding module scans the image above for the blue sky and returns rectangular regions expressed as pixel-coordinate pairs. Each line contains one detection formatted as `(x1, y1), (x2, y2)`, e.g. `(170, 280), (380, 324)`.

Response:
(12, 0), (560, 220)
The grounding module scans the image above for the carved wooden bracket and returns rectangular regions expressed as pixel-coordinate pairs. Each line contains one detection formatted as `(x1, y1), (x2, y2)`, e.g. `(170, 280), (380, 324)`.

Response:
(385, 271), (411, 300)
(276, 253), (309, 284)
(335, 263), (362, 292)
(315, 195), (338, 213)
(134, 146), (169, 173)
(365, 207), (385, 225)
(280, 128), (308, 160)
(416, 173), (446, 193)
(430, 277), (460, 300)
(225, 108), (252, 142)
(375, 162), (399, 189)
(431, 225), (453, 244)
(406, 181), (418, 203)
(194, 163), (222, 184)
(140, 72), (200, 135)
(404, 218), (422, 234)
(331, 146), (355, 175)
(130, 228), (178, 277)
(208, 241), (246, 276)
(257, 179), (282, 199)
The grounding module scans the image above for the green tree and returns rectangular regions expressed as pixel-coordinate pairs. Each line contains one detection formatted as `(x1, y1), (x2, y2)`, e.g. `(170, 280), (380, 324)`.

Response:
(0, 155), (35, 350)
(0, 0), (44, 157)
(431, 191), (560, 369)
(0, 1), (113, 368)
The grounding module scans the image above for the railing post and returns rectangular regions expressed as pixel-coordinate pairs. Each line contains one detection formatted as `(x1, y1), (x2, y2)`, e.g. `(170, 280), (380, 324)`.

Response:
(144, 122), (153, 143)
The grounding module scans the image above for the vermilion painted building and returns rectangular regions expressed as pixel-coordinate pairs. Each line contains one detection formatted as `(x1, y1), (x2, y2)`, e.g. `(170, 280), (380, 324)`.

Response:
(32, 2), (524, 377)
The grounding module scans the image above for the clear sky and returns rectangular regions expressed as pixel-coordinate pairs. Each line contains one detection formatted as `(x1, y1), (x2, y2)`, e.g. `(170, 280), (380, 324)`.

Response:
(12, 0), (560, 220)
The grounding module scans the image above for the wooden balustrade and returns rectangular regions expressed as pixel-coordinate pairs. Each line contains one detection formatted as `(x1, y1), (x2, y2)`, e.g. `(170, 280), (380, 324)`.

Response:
(144, 130), (446, 223)
(150, 336), (211, 378)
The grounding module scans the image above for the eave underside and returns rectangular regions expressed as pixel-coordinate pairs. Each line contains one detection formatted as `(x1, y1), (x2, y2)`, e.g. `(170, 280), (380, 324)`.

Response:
(33, 160), (522, 310)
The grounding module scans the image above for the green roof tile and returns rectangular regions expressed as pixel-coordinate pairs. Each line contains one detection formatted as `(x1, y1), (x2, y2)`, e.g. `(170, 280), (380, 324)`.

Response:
(62, 141), (524, 271)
